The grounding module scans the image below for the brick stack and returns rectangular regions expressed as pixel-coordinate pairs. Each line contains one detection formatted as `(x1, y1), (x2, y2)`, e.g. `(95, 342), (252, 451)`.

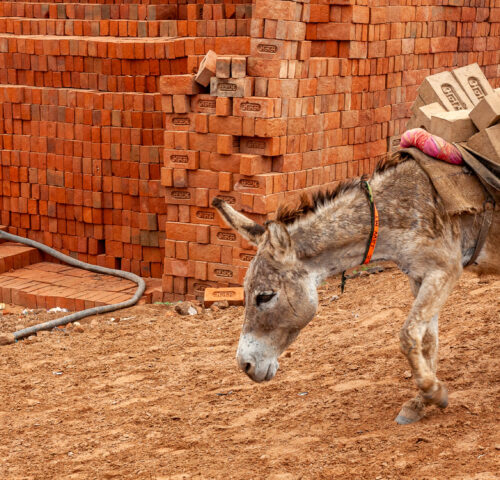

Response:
(0, 0), (499, 302)
(0, 0), (251, 282)
(159, 0), (500, 300)
(0, 2), (252, 40)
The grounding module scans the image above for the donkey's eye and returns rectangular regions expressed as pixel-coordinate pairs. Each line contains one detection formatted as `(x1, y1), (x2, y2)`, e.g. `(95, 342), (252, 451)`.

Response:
(256, 292), (276, 306)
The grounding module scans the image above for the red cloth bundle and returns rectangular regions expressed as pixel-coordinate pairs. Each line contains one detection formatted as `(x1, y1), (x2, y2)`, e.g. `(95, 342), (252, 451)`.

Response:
(400, 128), (463, 165)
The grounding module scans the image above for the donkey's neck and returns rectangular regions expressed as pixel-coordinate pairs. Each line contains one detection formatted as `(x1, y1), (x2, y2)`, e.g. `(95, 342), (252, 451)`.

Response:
(288, 170), (402, 284)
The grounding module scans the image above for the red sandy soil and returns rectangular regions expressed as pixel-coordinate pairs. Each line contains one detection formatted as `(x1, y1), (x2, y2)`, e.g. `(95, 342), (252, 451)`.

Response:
(0, 266), (498, 479)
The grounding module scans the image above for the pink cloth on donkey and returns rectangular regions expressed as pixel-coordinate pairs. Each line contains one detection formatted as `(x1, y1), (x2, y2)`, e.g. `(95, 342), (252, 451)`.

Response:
(400, 128), (463, 165)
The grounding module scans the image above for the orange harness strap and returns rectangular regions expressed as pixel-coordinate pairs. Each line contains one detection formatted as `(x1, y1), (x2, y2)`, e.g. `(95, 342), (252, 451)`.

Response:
(361, 180), (379, 265)
(340, 180), (379, 294)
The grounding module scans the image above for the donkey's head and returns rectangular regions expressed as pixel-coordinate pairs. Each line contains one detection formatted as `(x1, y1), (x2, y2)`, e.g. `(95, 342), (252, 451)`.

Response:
(212, 198), (318, 383)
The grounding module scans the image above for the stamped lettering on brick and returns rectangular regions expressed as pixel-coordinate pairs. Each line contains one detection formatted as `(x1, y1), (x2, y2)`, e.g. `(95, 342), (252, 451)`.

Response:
(196, 211), (214, 220)
(239, 179), (259, 188)
(257, 44), (278, 54)
(213, 290), (237, 298)
(441, 84), (465, 110)
(217, 195), (236, 204)
(217, 231), (236, 241)
(467, 77), (486, 101)
(173, 118), (190, 126)
(170, 154), (188, 163)
(214, 269), (233, 278)
(218, 83), (238, 92)
(199, 99), (216, 109)
(171, 191), (191, 199)
(241, 102), (262, 112)
(239, 253), (254, 262)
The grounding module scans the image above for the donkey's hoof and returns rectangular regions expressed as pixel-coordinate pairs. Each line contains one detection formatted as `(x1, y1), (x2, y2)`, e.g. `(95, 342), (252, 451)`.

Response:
(395, 414), (419, 425)
(395, 408), (423, 425)
(395, 400), (425, 425)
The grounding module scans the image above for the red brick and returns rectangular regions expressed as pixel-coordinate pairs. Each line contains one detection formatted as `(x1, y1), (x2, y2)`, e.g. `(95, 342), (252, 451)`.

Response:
(165, 222), (199, 242)
(164, 259), (195, 278)
(233, 97), (275, 118)
(316, 23), (355, 41)
(215, 97), (232, 116)
(172, 169), (188, 188)
(165, 188), (196, 206)
(309, 5), (330, 23)
(164, 149), (200, 170)
(208, 115), (243, 136)
(240, 137), (281, 156)
(254, 0), (296, 21)
(190, 207), (218, 225)
(218, 172), (233, 191)
(159, 75), (202, 95)
(204, 287), (245, 307)
(191, 95), (217, 114)
(239, 155), (272, 176)
(216, 135), (233, 155)
(189, 243), (221, 263)
(430, 37), (458, 53)
(194, 50), (217, 87)
(207, 263), (239, 283)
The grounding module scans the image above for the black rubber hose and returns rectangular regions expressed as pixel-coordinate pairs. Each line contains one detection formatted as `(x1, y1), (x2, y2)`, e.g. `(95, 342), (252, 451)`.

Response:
(0, 230), (146, 341)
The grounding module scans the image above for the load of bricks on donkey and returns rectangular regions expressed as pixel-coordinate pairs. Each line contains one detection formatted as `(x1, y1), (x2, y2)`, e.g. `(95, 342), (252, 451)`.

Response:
(398, 63), (500, 208)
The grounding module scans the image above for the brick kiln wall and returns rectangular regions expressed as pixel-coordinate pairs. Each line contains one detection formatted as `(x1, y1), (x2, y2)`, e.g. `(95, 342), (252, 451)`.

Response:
(0, 0), (498, 301)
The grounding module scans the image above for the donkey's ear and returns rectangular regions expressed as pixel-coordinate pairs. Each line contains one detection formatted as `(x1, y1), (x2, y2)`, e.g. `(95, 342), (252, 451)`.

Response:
(212, 197), (265, 246)
(264, 221), (296, 263)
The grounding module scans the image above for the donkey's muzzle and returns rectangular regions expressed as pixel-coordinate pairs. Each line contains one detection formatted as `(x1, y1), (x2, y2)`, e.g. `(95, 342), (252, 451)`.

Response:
(237, 354), (278, 383)
(236, 334), (279, 382)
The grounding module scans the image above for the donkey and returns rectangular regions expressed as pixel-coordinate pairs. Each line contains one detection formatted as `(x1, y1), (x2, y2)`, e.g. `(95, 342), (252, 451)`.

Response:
(212, 151), (499, 424)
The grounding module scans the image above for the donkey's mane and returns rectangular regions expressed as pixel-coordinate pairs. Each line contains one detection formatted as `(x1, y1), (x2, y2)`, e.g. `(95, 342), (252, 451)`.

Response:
(277, 150), (408, 225)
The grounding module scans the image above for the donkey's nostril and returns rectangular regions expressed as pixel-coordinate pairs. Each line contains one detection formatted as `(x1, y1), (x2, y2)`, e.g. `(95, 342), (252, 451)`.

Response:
(244, 362), (252, 373)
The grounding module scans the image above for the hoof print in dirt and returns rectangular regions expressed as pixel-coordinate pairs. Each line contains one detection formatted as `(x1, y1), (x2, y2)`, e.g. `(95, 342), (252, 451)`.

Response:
(175, 301), (199, 316)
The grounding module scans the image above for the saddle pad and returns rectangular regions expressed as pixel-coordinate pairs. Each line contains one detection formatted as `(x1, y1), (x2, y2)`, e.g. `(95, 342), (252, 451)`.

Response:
(400, 147), (487, 216)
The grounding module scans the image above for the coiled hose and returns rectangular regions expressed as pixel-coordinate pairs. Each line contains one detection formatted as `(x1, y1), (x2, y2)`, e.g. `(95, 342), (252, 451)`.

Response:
(0, 230), (146, 342)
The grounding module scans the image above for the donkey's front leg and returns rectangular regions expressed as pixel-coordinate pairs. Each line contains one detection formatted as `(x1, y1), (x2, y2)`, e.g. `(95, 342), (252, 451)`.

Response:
(396, 267), (461, 424)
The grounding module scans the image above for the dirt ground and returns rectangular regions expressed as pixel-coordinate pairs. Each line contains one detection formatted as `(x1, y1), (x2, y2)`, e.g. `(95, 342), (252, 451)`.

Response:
(0, 265), (498, 480)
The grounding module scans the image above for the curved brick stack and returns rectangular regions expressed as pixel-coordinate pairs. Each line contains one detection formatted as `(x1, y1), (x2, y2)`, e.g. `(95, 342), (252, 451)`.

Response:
(0, 0), (499, 303)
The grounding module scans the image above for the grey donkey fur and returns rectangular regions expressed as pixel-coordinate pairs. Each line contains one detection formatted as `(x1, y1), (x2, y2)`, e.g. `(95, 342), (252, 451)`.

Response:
(212, 153), (499, 424)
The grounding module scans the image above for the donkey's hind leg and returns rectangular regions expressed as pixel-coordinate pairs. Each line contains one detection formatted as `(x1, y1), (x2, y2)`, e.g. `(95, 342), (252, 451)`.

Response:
(396, 314), (440, 424)
(396, 267), (460, 424)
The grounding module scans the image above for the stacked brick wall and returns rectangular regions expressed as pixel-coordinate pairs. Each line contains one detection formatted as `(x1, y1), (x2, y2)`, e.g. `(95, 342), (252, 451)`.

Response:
(0, 0), (498, 301)
(0, 0), (252, 279)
